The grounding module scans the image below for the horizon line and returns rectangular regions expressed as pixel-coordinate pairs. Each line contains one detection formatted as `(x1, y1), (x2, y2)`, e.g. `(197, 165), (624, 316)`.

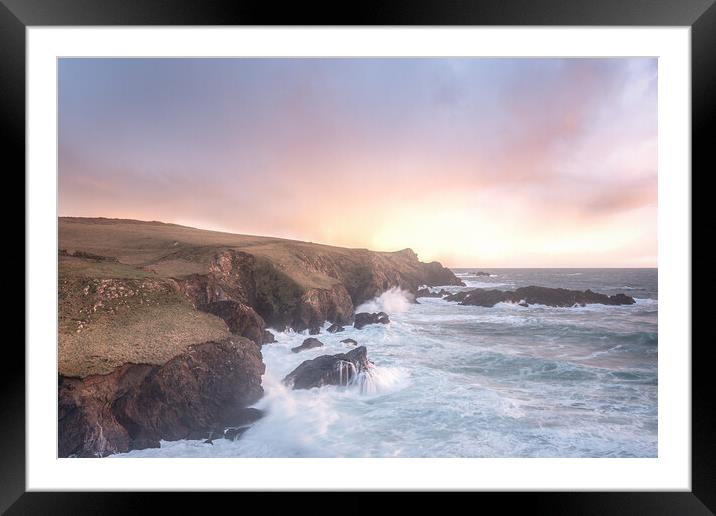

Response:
(58, 215), (657, 269)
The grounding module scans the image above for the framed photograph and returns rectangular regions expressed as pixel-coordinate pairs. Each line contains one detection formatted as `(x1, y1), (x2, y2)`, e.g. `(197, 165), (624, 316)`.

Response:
(7, 0), (712, 513)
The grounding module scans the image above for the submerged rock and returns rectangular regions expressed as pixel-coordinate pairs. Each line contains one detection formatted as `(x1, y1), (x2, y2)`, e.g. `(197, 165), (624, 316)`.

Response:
(187, 407), (264, 442)
(327, 323), (345, 333)
(291, 337), (324, 353)
(416, 288), (452, 298)
(416, 288), (442, 298)
(445, 286), (636, 308)
(283, 346), (370, 390)
(354, 312), (390, 329)
(223, 426), (250, 441)
(341, 338), (358, 346)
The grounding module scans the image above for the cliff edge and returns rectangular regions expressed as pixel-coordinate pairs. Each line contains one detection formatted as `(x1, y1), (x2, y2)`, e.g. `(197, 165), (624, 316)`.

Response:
(58, 217), (462, 456)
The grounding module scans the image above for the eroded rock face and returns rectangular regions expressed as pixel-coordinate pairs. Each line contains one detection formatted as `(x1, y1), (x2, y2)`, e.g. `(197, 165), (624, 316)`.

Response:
(178, 250), (257, 306)
(176, 247), (461, 334)
(293, 284), (354, 333)
(419, 261), (465, 287)
(445, 286), (636, 308)
(354, 312), (390, 329)
(283, 346), (370, 390)
(58, 338), (264, 457)
(291, 337), (324, 353)
(201, 300), (265, 345)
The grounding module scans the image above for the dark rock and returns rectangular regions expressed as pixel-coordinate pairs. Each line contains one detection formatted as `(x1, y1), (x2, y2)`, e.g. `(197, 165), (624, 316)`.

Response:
(178, 249), (258, 307)
(224, 426), (251, 441)
(291, 337), (324, 353)
(518, 301), (529, 307)
(262, 330), (276, 344)
(327, 323), (345, 333)
(201, 300), (266, 345)
(416, 288), (442, 298)
(58, 338), (264, 458)
(354, 312), (390, 329)
(309, 326), (321, 335)
(473, 271), (490, 276)
(293, 284), (354, 333)
(419, 261), (466, 287)
(283, 346), (370, 390)
(341, 338), (358, 346)
(445, 286), (636, 308)
(185, 407), (264, 442)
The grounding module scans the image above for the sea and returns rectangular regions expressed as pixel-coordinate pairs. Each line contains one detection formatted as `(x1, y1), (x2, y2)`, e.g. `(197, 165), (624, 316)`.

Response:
(115, 268), (658, 458)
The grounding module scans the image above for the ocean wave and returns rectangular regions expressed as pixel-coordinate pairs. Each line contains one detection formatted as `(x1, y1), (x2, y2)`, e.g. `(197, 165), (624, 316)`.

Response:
(356, 287), (414, 314)
(348, 365), (411, 397)
(117, 268), (658, 458)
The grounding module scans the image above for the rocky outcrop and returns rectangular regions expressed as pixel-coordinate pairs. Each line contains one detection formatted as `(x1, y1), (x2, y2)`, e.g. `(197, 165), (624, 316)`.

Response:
(341, 338), (358, 346)
(283, 346), (370, 390)
(327, 323), (345, 333)
(294, 284), (354, 333)
(445, 286), (636, 308)
(354, 312), (390, 329)
(61, 218), (464, 335)
(336, 251), (464, 307)
(178, 250), (258, 307)
(201, 300), (265, 345)
(418, 260), (465, 287)
(291, 337), (324, 353)
(58, 338), (264, 457)
(262, 330), (276, 344)
(58, 218), (466, 457)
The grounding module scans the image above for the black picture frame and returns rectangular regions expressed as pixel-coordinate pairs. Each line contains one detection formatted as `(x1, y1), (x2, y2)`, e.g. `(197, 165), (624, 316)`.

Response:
(4, 0), (712, 513)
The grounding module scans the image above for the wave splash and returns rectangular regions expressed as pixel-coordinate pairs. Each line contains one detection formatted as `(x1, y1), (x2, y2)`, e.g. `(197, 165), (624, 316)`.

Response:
(356, 287), (414, 314)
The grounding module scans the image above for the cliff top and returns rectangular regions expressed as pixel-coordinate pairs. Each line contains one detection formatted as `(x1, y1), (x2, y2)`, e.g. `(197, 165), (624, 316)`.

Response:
(59, 217), (422, 290)
(58, 217), (459, 377)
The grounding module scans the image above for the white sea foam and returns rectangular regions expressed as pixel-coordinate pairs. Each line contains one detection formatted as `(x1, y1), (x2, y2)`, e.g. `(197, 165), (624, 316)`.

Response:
(112, 270), (658, 459)
(356, 287), (414, 314)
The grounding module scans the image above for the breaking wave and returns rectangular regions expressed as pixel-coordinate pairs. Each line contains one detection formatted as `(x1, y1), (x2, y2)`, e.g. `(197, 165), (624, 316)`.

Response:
(114, 268), (657, 458)
(356, 287), (414, 314)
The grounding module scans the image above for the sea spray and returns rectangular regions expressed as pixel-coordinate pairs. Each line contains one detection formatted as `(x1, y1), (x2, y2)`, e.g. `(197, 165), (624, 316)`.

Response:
(114, 268), (657, 458)
(356, 287), (414, 314)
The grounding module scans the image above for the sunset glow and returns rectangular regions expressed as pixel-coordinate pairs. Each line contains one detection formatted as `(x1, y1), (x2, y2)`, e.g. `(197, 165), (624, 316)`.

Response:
(59, 58), (657, 267)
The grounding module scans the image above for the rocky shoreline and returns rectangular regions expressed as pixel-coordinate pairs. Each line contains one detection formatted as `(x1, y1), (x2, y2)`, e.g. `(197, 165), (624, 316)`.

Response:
(59, 338), (264, 457)
(418, 285), (636, 308)
(58, 218), (464, 457)
(58, 219), (640, 458)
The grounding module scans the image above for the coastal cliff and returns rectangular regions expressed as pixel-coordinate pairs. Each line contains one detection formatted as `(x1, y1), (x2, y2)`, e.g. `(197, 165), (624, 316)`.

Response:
(58, 217), (462, 456)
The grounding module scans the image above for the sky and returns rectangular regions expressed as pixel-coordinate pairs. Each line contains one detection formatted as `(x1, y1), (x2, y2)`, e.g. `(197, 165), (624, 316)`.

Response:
(58, 58), (657, 267)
